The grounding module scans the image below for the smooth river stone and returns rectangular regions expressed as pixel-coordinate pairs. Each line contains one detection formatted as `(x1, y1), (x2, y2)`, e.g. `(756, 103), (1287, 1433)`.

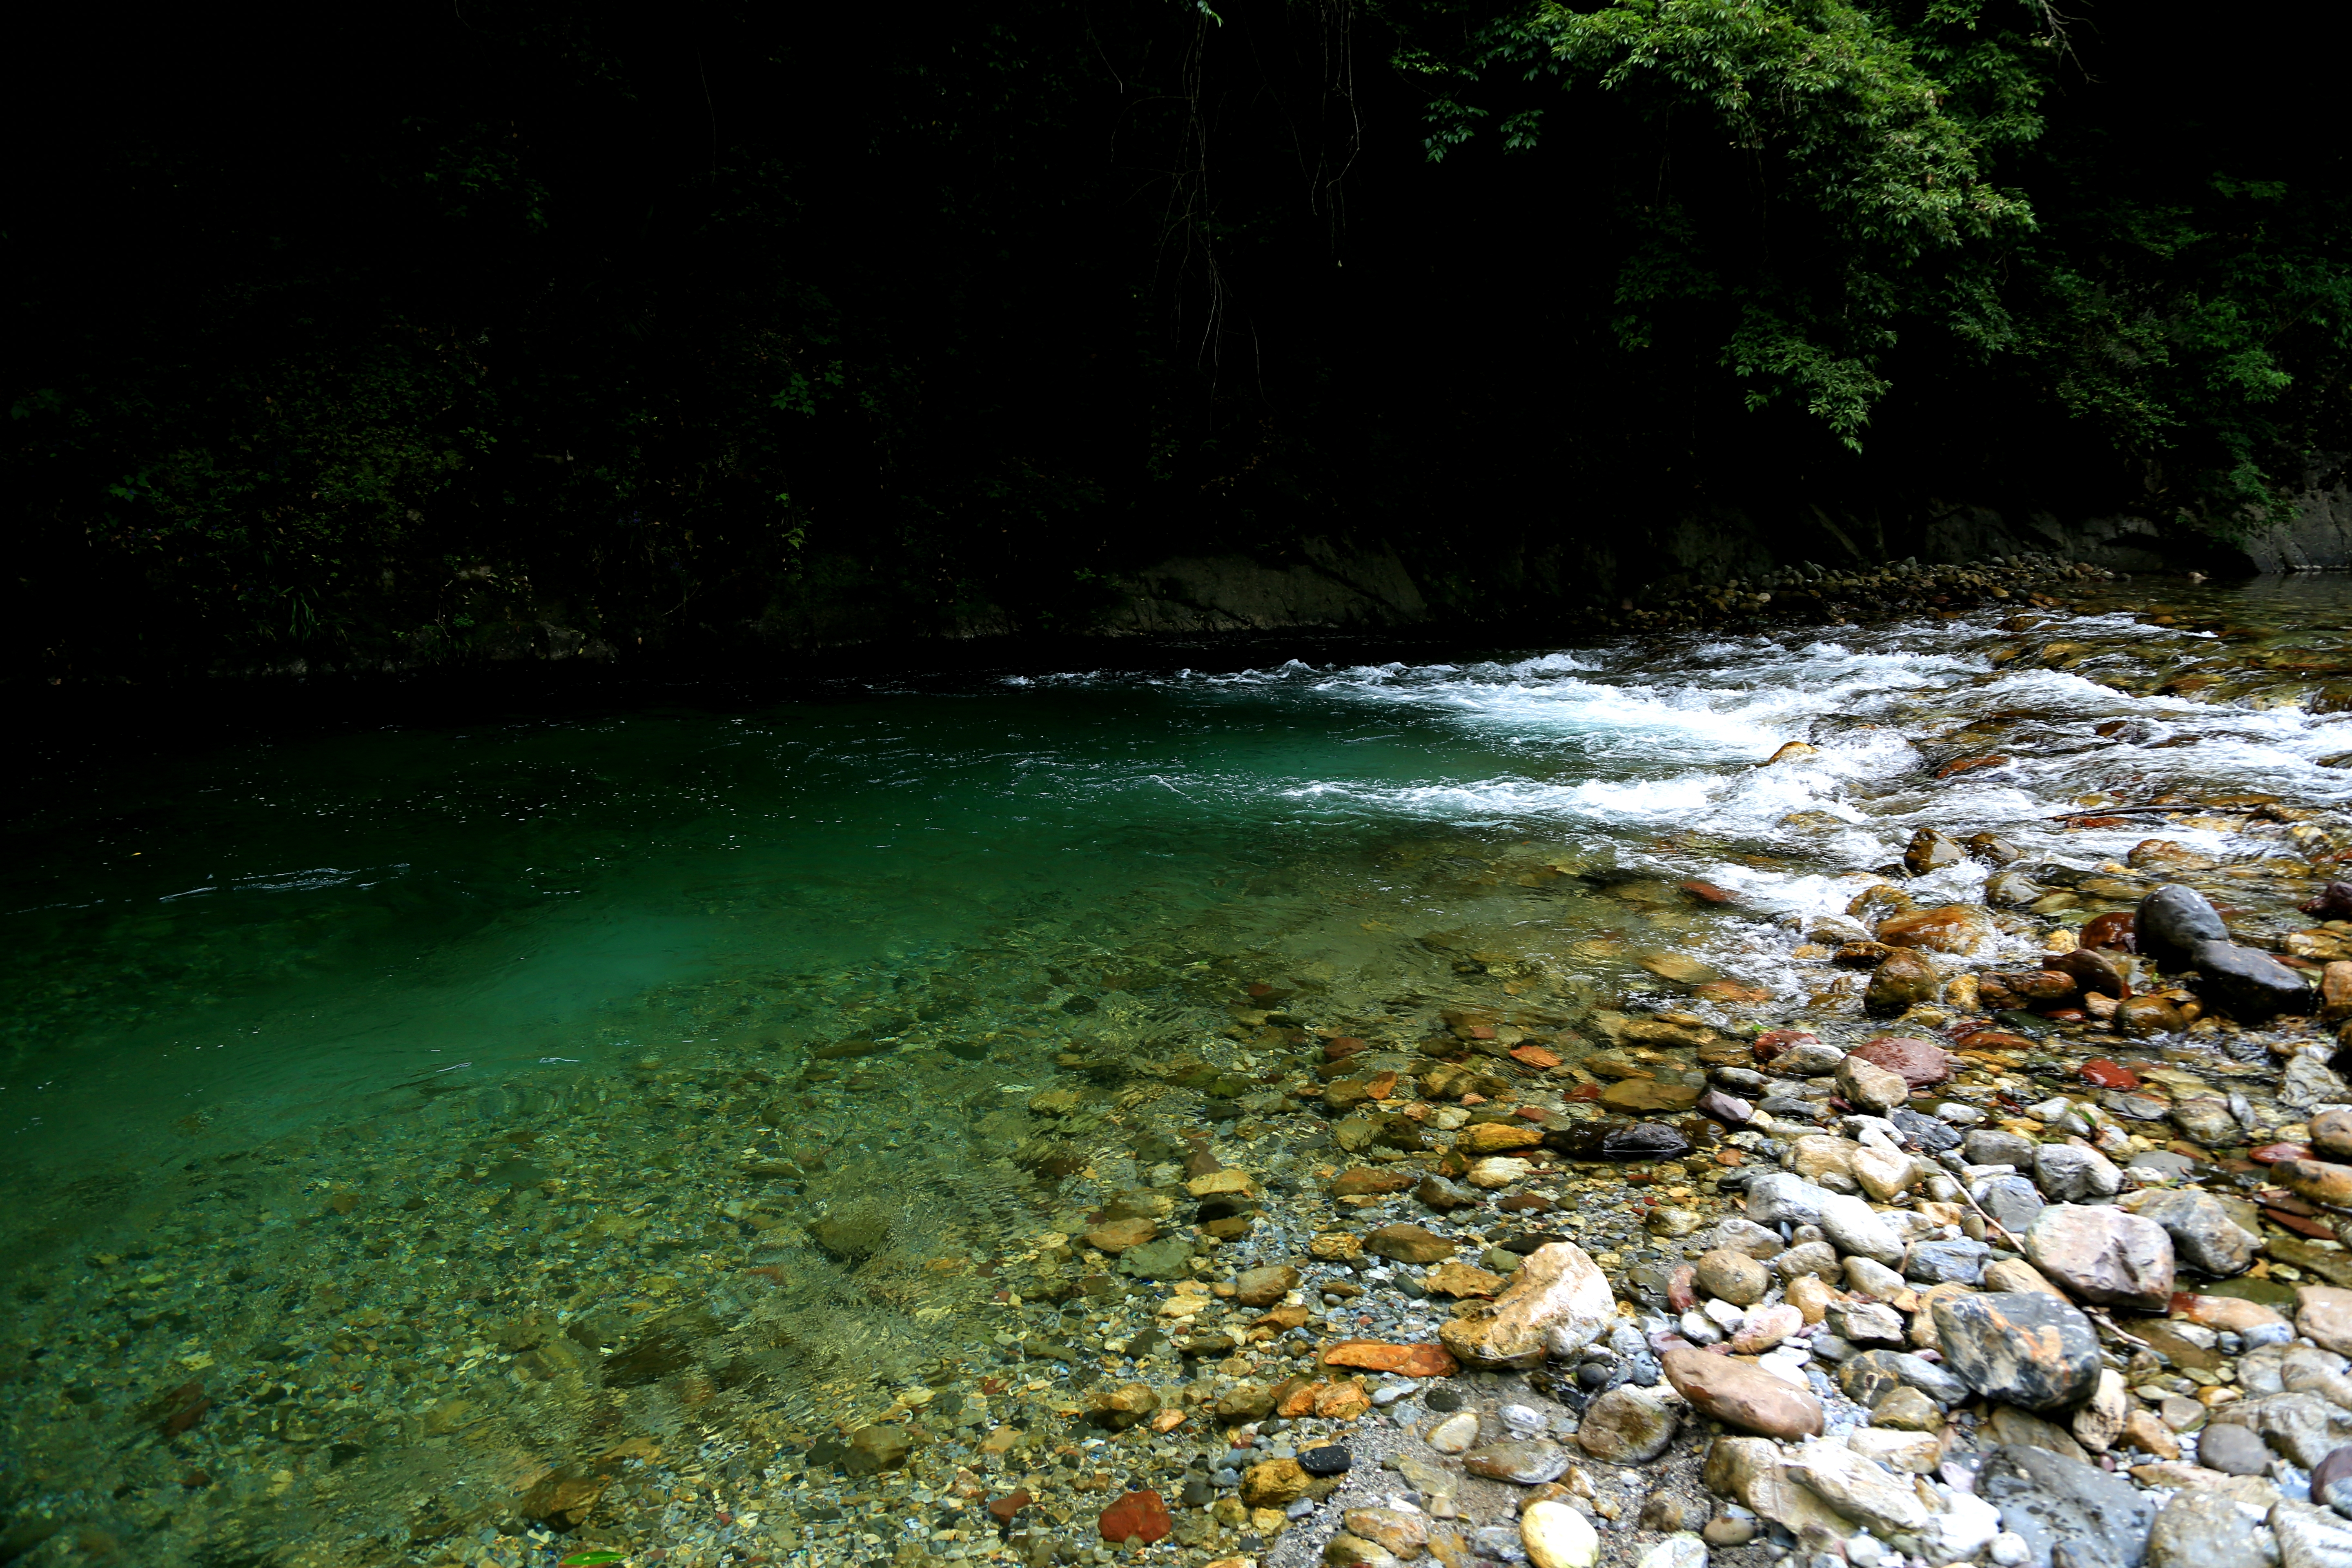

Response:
(2189, 939), (2314, 1024)
(1661, 1345), (1823, 1439)
(1576, 1385), (1678, 1464)
(1877, 904), (1998, 957)
(1932, 1291), (2101, 1412)
(1849, 1034), (1955, 1088)
(1521, 1500), (1600, 1568)
(1438, 1241), (1614, 1369)
(2137, 884), (2230, 969)
(2025, 1203), (2176, 1311)
(1464, 1439), (1572, 1485)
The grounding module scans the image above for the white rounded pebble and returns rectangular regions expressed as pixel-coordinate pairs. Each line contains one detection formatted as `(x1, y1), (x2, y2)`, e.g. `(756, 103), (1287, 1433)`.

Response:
(1635, 1533), (1708, 1568)
(1990, 1532), (2030, 1566)
(1523, 1499), (1601, 1568)
(1846, 1534), (1884, 1568)
(1681, 1310), (1724, 1345)
(1427, 1409), (1481, 1453)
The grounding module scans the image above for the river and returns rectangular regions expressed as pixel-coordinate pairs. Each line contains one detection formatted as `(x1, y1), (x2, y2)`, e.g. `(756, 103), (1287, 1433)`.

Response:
(10, 572), (2352, 1567)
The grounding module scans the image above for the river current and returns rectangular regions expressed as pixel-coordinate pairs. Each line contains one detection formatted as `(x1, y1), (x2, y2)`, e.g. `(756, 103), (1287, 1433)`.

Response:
(11, 574), (2352, 1566)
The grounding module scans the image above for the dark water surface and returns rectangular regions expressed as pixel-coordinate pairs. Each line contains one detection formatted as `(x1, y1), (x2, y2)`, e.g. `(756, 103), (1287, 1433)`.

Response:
(11, 577), (2352, 1566)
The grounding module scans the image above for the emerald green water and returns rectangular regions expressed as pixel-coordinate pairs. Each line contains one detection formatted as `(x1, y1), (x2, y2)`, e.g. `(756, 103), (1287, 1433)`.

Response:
(13, 583), (2352, 1566)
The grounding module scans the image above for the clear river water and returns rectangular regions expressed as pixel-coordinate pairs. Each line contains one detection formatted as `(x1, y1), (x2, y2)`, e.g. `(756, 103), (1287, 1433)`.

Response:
(12, 573), (2352, 1567)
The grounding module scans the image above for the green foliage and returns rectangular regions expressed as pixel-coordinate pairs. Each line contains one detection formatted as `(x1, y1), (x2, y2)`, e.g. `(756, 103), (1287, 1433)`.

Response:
(1396, 0), (2352, 512)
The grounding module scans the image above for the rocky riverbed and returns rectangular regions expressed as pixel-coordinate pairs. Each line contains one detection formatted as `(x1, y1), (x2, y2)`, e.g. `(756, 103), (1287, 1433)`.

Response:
(22, 570), (2352, 1568)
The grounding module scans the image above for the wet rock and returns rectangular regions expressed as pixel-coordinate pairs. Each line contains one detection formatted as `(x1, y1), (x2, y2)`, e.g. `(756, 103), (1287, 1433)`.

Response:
(1415, 1175), (1479, 1212)
(1838, 1055), (1911, 1115)
(2145, 1490), (2277, 1568)
(1977, 1443), (2156, 1568)
(1345, 1508), (1428, 1556)
(2035, 1144), (2123, 1203)
(2314, 1110), (2352, 1160)
(1521, 1500), (1600, 1568)
(1971, 833), (2025, 864)
(1241, 1459), (1310, 1508)
(1696, 1248), (1771, 1307)
(1852, 1036), (1956, 1089)
(1365, 1225), (1457, 1265)
(2199, 1423), (2273, 1476)
(1099, 1490), (1174, 1545)
(2274, 1162), (2352, 1210)
(1819, 1193), (1907, 1267)
(2172, 1097), (2242, 1146)
(1867, 949), (1944, 1015)
(2286, 1054), (2352, 1111)
(2127, 1189), (2260, 1277)
(1235, 1265), (1301, 1307)
(1424, 1261), (1507, 1298)
(2081, 910), (2138, 951)
(1468, 1156), (1535, 1189)
(1323, 1342), (1458, 1377)
(2054, 947), (2132, 1000)
(2189, 940), (2314, 1024)
(2326, 965), (2352, 1025)
(1087, 1381), (1163, 1429)
(1932, 1292), (2101, 1412)
(1600, 1122), (1694, 1161)
(1907, 829), (1968, 876)
(1746, 1172), (1830, 1228)
(1989, 869), (2051, 907)
(1438, 1241), (1615, 1369)
(1878, 905), (1999, 958)
(848, 1423), (914, 1471)
(2118, 996), (2190, 1038)
(1577, 1385), (1678, 1463)
(1892, 1106), (1963, 1152)
(1698, 1089), (1753, 1125)
(1465, 1439), (1572, 1485)
(1662, 1345), (1824, 1439)
(1335, 1167), (1417, 1197)
(1906, 1238), (1991, 1285)
(2139, 885), (2232, 969)
(1301, 1445), (1352, 1477)
(1777, 1040), (1850, 1074)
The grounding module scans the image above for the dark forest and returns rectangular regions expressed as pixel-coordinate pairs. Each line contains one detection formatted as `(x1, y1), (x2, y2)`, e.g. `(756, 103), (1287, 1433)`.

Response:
(9, 0), (2348, 679)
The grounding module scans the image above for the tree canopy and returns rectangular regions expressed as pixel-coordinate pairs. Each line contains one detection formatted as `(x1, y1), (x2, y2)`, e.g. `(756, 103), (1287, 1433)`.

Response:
(7, 0), (2345, 677)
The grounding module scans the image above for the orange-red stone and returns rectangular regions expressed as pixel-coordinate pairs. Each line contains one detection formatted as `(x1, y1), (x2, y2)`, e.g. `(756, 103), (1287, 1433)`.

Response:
(1322, 1341), (1459, 1377)
(1098, 1490), (1172, 1545)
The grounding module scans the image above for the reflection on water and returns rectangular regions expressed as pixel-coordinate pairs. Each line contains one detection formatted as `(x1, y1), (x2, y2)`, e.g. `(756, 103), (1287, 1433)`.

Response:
(10, 575), (2352, 1565)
